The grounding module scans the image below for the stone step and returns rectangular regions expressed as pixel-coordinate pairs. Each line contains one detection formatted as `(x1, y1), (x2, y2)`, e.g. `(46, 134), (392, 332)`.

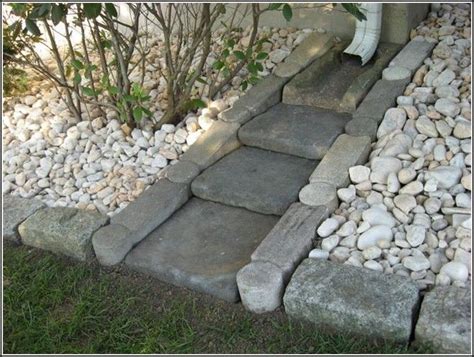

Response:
(283, 42), (401, 113)
(125, 198), (279, 302)
(191, 146), (316, 215)
(239, 103), (349, 159)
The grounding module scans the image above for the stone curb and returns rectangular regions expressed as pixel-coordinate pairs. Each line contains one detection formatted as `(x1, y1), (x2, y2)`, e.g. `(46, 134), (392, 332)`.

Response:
(237, 203), (329, 313)
(414, 286), (471, 354)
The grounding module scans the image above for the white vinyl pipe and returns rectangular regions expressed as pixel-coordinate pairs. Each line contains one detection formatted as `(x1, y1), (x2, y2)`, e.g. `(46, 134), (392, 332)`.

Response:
(343, 3), (383, 65)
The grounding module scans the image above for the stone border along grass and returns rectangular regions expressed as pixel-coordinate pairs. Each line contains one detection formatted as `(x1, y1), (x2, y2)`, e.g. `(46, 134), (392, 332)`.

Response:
(2, 33), (468, 351)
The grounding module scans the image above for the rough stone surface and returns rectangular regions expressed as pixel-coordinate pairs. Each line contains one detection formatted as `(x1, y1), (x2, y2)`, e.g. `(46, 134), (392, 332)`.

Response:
(389, 40), (435, 73)
(415, 287), (471, 353)
(192, 146), (316, 215)
(164, 160), (201, 184)
(275, 33), (335, 78)
(125, 198), (279, 302)
(239, 103), (349, 159)
(181, 121), (241, 170)
(283, 43), (400, 113)
(345, 117), (378, 141)
(309, 134), (371, 188)
(92, 224), (133, 266)
(218, 105), (252, 125)
(353, 78), (411, 123)
(19, 207), (109, 261)
(251, 203), (329, 277)
(283, 259), (420, 343)
(3, 195), (45, 243)
(111, 179), (190, 243)
(237, 261), (285, 313)
(299, 182), (338, 211)
(382, 66), (412, 81)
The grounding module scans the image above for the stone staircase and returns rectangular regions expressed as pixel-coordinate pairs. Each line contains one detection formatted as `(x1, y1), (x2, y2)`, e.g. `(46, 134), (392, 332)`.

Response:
(124, 41), (396, 302)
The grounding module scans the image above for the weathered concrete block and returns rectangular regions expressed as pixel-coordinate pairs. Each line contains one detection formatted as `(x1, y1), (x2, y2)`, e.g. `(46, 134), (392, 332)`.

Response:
(111, 179), (190, 243)
(309, 134), (371, 188)
(218, 104), (252, 125)
(3, 195), (45, 244)
(237, 261), (285, 313)
(299, 182), (338, 211)
(181, 121), (241, 170)
(389, 40), (435, 74)
(415, 286), (471, 354)
(239, 103), (349, 160)
(251, 203), (329, 277)
(164, 160), (201, 184)
(284, 259), (420, 344)
(19, 207), (109, 261)
(353, 78), (410, 123)
(92, 223), (133, 266)
(275, 33), (335, 78)
(345, 117), (378, 141)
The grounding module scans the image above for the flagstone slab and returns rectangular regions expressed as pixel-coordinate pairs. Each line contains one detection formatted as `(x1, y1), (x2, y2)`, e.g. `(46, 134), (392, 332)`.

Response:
(191, 146), (316, 215)
(125, 198), (279, 302)
(239, 103), (349, 159)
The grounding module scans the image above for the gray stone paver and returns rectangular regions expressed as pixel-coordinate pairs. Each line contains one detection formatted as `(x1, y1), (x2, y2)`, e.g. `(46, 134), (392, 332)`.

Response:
(389, 39), (435, 73)
(191, 146), (316, 215)
(239, 103), (349, 160)
(415, 286), (471, 353)
(283, 258), (420, 344)
(19, 207), (109, 261)
(125, 198), (279, 302)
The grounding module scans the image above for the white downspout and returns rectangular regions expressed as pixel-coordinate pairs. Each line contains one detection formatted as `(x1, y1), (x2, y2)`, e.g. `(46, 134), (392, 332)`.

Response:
(343, 3), (383, 65)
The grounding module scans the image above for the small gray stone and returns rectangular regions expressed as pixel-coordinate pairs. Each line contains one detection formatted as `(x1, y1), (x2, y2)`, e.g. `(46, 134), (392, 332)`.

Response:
(19, 207), (108, 261)
(92, 224), (133, 266)
(3, 195), (45, 243)
(425, 166), (462, 189)
(284, 259), (420, 343)
(406, 225), (426, 247)
(382, 66), (411, 81)
(435, 98), (460, 118)
(309, 134), (371, 188)
(416, 116), (438, 137)
(237, 261), (285, 313)
(415, 286), (471, 353)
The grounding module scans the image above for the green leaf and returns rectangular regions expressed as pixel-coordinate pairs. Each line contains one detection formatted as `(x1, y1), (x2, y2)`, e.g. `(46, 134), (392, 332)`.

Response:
(248, 76), (259, 85)
(190, 99), (206, 109)
(25, 19), (41, 36)
(256, 52), (268, 61)
(51, 4), (66, 25)
(226, 38), (235, 48)
(222, 67), (230, 78)
(342, 3), (367, 21)
(240, 80), (248, 91)
(71, 59), (84, 70)
(73, 73), (82, 85)
(267, 3), (283, 10)
(247, 62), (258, 75)
(105, 3), (118, 17)
(142, 107), (152, 117)
(123, 94), (135, 102)
(133, 107), (143, 122)
(212, 60), (225, 70)
(31, 4), (51, 19)
(196, 77), (207, 85)
(222, 49), (230, 58)
(255, 62), (264, 72)
(108, 86), (119, 95)
(282, 4), (293, 22)
(82, 87), (95, 96)
(233, 50), (246, 61)
(83, 4), (102, 19)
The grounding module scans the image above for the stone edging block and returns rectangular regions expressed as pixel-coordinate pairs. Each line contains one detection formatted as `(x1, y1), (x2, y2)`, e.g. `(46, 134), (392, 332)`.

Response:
(181, 120), (241, 170)
(274, 33), (335, 78)
(414, 286), (471, 353)
(19, 207), (109, 261)
(283, 258), (420, 344)
(309, 134), (372, 189)
(388, 39), (436, 74)
(219, 74), (289, 125)
(237, 203), (329, 313)
(299, 182), (338, 211)
(3, 195), (45, 244)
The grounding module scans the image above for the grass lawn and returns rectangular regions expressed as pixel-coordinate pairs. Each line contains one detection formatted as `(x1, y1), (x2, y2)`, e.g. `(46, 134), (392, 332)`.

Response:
(3, 244), (432, 354)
